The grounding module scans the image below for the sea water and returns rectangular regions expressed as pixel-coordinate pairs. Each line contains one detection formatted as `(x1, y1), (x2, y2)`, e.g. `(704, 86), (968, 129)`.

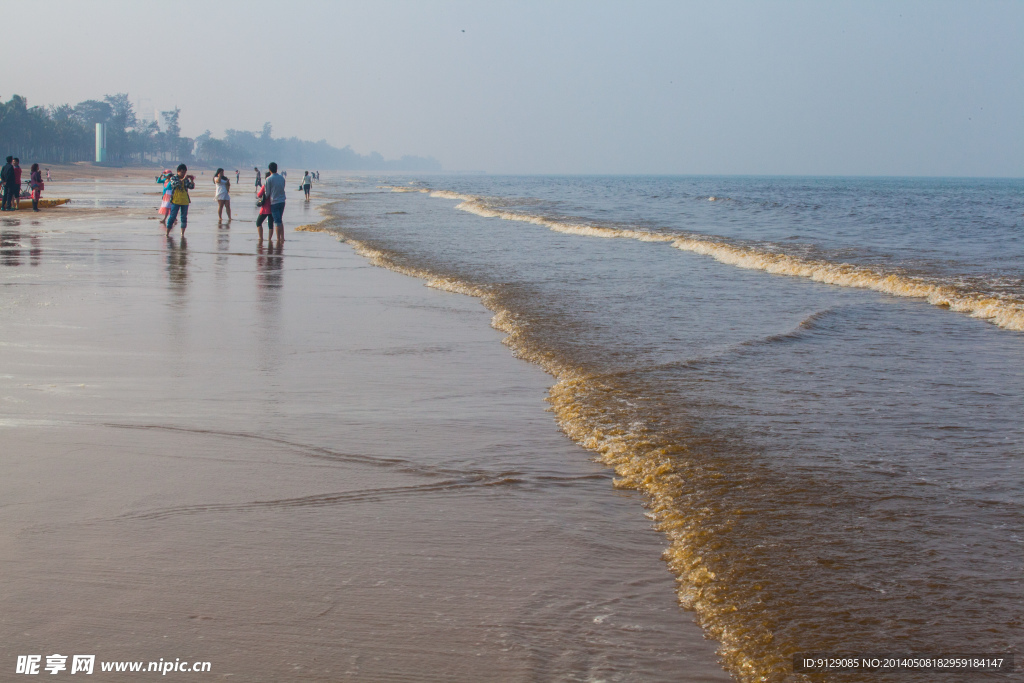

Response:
(313, 175), (1022, 682)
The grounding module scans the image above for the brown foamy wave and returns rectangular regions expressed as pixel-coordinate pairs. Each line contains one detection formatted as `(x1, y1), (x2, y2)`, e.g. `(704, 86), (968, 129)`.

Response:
(407, 188), (1024, 332)
(296, 219), (488, 301)
(546, 375), (793, 682)
(301, 205), (802, 681)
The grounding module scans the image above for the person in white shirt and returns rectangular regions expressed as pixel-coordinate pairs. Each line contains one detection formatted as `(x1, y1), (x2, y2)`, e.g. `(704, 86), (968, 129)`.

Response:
(213, 168), (232, 221)
(301, 171), (312, 200)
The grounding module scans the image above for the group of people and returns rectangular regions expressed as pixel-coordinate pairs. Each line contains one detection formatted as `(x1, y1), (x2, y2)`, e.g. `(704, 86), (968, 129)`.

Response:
(0, 157), (45, 211)
(158, 161), (295, 241)
(254, 168), (317, 190)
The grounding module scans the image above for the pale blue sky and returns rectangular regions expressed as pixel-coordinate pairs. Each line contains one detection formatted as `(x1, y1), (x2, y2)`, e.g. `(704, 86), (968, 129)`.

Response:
(9, 0), (1023, 175)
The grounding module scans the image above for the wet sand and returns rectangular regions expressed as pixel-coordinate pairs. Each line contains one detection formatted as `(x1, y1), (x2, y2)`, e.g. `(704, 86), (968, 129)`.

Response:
(0, 177), (728, 681)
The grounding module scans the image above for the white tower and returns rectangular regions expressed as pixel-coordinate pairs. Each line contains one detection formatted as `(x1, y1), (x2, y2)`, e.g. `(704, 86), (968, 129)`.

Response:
(95, 123), (107, 163)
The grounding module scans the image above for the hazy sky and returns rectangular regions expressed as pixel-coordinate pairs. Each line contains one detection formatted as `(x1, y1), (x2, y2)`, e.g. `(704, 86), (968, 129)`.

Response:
(8, 0), (1023, 175)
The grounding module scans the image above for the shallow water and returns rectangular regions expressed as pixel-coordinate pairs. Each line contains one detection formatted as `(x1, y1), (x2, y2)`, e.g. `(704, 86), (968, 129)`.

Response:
(319, 175), (1024, 682)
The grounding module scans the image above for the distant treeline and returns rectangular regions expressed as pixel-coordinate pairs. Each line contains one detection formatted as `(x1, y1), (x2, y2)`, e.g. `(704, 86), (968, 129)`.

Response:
(0, 94), (441, 171)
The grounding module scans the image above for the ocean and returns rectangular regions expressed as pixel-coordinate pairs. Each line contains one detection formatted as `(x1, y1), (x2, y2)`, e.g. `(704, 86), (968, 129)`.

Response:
(308, 175), (1023, 682)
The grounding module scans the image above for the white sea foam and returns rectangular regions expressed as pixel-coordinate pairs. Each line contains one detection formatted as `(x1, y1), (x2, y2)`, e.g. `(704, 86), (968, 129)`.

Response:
(377, 185), (429, 194)
(391, 187), (1024, 332)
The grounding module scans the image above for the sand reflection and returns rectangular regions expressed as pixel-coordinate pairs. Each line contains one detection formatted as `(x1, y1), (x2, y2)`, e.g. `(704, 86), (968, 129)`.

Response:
(165, 236), (189, 303)
(256, 242), (284, 293)
(1, 230), (22, 267)
(0, 231), (41, 267)
(215, 225), (231, 280)
(255, 242), (284, 372)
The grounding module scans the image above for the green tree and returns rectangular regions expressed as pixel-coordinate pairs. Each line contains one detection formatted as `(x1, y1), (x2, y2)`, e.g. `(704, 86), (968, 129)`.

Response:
(73, 99), (112, 126)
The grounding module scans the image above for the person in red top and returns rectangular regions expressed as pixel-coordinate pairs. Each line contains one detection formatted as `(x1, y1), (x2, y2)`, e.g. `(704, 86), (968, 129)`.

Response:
(12, 158), (22, 209)
(255, 171), (274, 241)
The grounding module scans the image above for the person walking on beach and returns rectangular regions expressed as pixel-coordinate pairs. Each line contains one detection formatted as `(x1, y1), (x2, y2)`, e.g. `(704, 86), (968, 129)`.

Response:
(165, 164), (195, 236)
(264, 162), (286, 242)
(0, 157), (14, 211)
(45, 168), (51, 182)
(301, 171), (312, 201)
(255, 171), (274, 241)
(254, 167), (262, 188)
(235, 169), (240, 184)
(29, 163), (43, 211)
(213, 168), (232, 221)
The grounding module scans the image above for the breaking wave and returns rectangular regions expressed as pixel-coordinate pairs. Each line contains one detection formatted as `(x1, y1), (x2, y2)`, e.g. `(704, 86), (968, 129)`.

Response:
(377, 185), (1024, 332)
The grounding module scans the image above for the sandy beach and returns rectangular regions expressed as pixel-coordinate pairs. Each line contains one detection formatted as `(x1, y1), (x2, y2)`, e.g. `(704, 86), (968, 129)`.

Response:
(0, 169), (728, 681)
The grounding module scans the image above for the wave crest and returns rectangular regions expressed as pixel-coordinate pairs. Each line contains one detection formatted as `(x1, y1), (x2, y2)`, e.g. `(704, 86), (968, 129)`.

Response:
(388, 186), (1024, 332)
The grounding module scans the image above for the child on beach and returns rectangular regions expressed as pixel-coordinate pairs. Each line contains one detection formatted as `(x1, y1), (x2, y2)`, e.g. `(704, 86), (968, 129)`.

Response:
(255, 171), (274, 241)
(213, 168), (232, 221)
(158, 170), (174, 228)
(165, 164), (195, 236)
(254, 167), (262, 188)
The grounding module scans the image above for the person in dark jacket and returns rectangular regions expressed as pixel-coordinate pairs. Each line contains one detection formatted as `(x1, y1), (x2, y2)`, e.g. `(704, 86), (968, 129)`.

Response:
(12, 159), (22, 209)
(0, 157), (15, 211)
(29, 163), (44, 211)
